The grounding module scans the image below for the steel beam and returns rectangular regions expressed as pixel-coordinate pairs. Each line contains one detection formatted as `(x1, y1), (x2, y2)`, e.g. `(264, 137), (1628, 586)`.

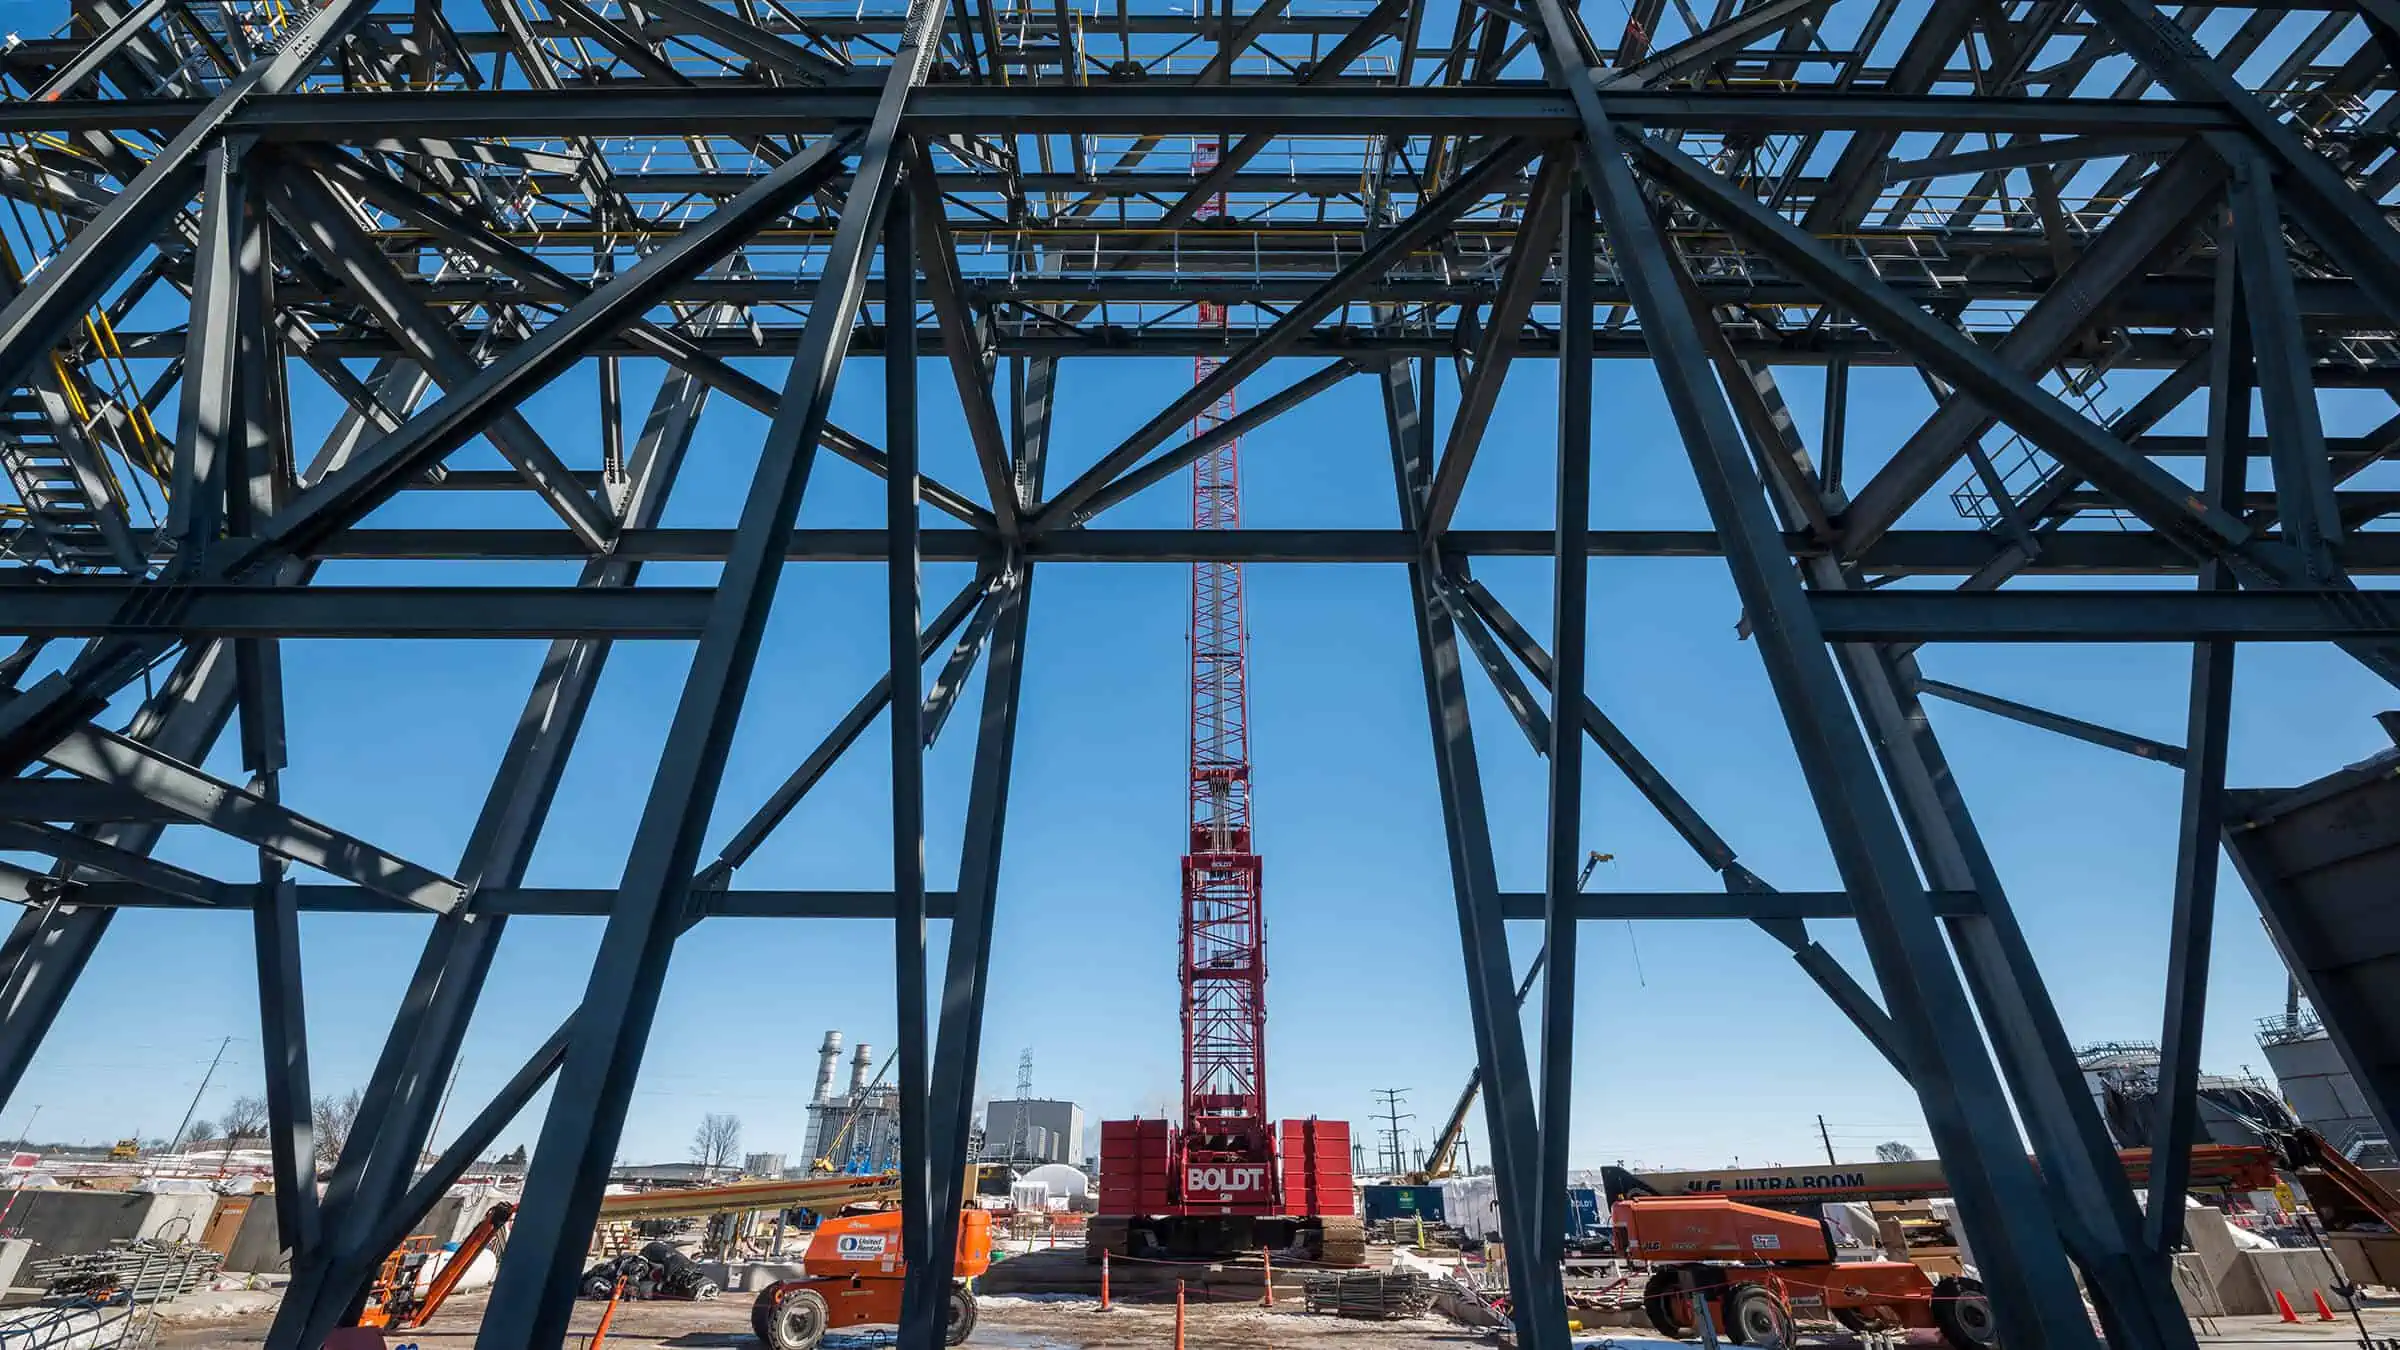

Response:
(2081, 0), (2400, 328)
(2146, 235), (2248, 1256)
(1811, 590), (2400, 642)
(262, 169), (614, 552)
(38, 723), (464, 912)
(0, 88), (2257, 140)
(909, 565), (1032, 1349)
(906, 146), (1019, 540)
(0, 0), (376, 398)
(1535, 183), (1591, 1266)
(1838, 147), (2227, 553)
(226, 128), (858, 572)
(1062, 361), (1361, 526)
(286, 146), (993, 532)
(0, 585), (714, 638)
(291, 524), (2400, 572)
(1912, 679), (2187, 767)
(1533, 14), (2097, 1340)
(2226, 149), (2342, 582)
(1424, 156), (1570, 536)
(1387, 357), (1568, 1350)
(479, 3), (937, 1334)
(1036, 140), (1537, 526)
(709, 573), (996, 875)
(885, 175), (936, 1301)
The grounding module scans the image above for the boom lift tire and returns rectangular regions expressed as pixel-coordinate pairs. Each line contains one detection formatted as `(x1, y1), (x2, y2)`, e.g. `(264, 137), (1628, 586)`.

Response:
(1641, 1268), (1685, 1338)
(1931, 1276), (1996, 1350)
(1725, 1285), (1789, 1347)
(947, 1283), (978, 1346)
(755, 1287), (831, 1350)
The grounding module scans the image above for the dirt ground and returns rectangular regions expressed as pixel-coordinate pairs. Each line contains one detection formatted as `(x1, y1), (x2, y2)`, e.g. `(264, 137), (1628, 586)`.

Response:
(141, 1289), (2400, 1350)
(151, 1290), (1490, 1350)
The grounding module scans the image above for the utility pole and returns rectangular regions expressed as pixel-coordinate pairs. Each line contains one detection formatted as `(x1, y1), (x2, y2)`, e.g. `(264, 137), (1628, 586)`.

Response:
(171, 1037), (232, 1153)
(1817, 1114), (1837, 1166)
(1372, 1088), (1414, 1177)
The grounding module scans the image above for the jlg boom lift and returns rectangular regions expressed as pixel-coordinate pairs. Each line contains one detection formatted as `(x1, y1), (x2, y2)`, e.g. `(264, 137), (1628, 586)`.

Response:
(1614, 1194), (1996, 1350)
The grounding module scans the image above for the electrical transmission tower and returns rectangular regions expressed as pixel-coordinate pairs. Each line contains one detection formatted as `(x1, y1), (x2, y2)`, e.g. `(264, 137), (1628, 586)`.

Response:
(1373, 1089), (1415, 1179)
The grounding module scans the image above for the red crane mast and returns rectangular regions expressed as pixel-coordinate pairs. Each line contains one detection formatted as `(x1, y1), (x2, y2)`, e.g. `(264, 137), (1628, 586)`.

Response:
(1181, 136), (1271, 1197)
(1088, 142), (1355, 1265)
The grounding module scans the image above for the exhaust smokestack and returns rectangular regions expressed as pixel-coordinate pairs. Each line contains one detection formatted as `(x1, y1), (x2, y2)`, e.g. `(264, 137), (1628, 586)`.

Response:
(814, 1031), (843, 1104)
(851, 1044), (874, 1095)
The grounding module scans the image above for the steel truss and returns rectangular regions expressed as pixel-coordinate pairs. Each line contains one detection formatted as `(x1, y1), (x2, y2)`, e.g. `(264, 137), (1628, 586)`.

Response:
(0, 0), (2398, 1346)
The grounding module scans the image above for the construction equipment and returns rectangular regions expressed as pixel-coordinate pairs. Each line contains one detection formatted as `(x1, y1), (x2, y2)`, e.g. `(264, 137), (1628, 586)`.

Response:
(1411, 851), (1611, 1185)
(356, 1202), (514, 1331)
(750, 1208), (992, 1349)
(1089, 137), (1359, 1268)
(1613, 1194), (1994, 1350)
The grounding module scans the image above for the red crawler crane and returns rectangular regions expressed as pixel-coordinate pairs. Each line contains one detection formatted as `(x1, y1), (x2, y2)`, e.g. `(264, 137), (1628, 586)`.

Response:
(1089, 141), (1361, 1268)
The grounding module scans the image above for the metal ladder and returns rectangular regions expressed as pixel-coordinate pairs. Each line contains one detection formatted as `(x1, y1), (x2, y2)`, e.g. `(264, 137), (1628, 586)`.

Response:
(0, 384), (139, 569)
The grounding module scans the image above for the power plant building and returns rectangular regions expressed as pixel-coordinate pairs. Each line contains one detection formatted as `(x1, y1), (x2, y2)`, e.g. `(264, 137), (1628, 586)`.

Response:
(982, 1098), (1085, 1165)
(803, 1030), (901, 1172)
(2259, 1011), (2392, 1164)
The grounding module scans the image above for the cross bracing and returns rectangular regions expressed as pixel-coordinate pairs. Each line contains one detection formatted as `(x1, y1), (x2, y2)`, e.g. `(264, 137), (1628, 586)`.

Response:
(0, 0), (2397, 1347)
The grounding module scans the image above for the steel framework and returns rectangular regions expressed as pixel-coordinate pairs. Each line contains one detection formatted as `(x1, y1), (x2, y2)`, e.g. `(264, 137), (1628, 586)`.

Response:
(1, 0), (2399, 1347)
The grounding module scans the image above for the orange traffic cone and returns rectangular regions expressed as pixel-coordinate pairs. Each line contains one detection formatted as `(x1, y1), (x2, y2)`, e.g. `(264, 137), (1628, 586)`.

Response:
(2313, 1289), (2338, 1321)
(2275, 1289), (2301, 1323)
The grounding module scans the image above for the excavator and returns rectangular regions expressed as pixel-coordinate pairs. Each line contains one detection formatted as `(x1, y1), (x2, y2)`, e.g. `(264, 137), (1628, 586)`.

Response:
(354, 1201), (515, 1331)
(1406, 852), (1608, 1185)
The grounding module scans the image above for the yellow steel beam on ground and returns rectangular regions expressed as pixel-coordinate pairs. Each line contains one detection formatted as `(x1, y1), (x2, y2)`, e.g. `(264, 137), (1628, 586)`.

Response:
(595, 1172), (899, 1220)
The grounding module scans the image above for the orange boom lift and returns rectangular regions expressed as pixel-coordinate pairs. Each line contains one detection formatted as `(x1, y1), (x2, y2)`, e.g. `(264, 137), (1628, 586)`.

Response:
(750, 1208), (993, 1350)
(1614, 1195), (1996, 1349)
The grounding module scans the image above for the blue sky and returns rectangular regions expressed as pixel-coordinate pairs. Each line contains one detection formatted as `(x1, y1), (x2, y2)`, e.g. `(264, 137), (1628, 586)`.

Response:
(14, 339), (2399, 1175)
(4, 0), (2397, 1179)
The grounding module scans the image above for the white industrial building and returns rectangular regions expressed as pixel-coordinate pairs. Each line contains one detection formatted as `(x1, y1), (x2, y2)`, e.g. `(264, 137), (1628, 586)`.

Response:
(981, 1098), (1084, 1165)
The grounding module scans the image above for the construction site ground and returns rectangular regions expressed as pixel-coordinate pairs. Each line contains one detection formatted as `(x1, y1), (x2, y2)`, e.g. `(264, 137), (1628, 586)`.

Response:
(140, 1290), (2400, 1350)
(148, 1291), (1483, 1349)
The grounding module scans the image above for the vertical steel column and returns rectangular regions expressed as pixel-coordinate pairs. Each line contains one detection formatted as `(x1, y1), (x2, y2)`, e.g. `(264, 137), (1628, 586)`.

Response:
(229, 153), (315, 1254)
(1564, 105), (2096, 1350)
(2225, 150), (2340, 580)
(2147, 231), (2248, 1254)
(1385, 360), (1570, 1350)
(1535, 184), (1592, 1266)
(906, 564), (1034, 1350)
(886, 177), (935, 1282)
(1679, 240), (2197, 1350)
(168, 141), (248, 554)
(1663, 205), (2189, 1350)
(480, 15), (937, 1333)
(259, 345), (723, 1350)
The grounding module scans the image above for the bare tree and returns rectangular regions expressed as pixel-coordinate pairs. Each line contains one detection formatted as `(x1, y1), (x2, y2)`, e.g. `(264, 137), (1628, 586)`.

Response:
(692, 1113), (742, 1172)
(179, 1118), (217, 1149)
(1875, 1140), (1919, 1163)
(313, 1089), (364, 1170)
(219, 1096), (268, 1141)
